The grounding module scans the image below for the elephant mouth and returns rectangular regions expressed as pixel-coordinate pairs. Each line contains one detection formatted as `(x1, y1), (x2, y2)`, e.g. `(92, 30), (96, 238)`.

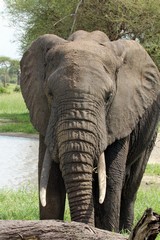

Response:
(40, 148), (107, 207)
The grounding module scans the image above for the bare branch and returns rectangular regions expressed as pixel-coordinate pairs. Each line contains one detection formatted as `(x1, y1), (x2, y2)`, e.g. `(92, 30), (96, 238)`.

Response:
(70, 0), (84, 36)
(53, 14), (74, 27)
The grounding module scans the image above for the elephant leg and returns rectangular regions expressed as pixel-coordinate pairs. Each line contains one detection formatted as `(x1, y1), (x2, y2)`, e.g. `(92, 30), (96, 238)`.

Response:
(38, 134), (66, 220)
(94, 137), (129, 232)
(120, 133), (157, 231)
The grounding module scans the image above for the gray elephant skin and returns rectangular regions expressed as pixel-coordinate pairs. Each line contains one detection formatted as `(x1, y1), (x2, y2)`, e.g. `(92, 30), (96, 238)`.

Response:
(20, 30), (160, 232)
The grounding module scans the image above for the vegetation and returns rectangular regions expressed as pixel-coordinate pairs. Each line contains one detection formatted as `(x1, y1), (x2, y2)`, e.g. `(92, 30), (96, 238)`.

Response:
(0, 84), (36, 133)
(1, 164), (159, 222)
(145, 164), (160, 176)
(4, 0), (160, 69)
(4, 0), (77, 50)
(0, 86), (9, 94)
(0, 57), (20, 87)
(0, 187), (38, 220)
(0, 184), (160, 239)
(0, 186), (70, 221)
(135, 187), (160, 226)
(13, 85), (21, 92)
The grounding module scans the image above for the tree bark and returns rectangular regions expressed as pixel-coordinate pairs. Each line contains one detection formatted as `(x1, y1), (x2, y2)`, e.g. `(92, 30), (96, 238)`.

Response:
(129, 208), (160, 240)
(0, 209), (159, 240)
(0, 220), (125, 240)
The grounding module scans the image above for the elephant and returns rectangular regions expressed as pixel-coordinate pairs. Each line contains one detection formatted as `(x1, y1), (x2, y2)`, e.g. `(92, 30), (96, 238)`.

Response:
(20, 30), (160, 232)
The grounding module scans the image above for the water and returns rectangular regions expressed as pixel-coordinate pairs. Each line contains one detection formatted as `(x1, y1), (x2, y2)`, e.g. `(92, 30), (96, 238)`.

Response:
(0, 135), (39, 189)
(0, 134), (159, 190)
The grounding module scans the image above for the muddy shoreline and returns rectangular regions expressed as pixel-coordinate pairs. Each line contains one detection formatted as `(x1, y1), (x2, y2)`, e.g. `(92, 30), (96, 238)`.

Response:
(0, 132), (39, 140)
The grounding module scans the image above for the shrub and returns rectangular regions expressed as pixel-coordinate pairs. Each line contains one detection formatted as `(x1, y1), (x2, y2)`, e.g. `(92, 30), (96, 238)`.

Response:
(0, 86), (9, 94)
(14, 85), (21, 92)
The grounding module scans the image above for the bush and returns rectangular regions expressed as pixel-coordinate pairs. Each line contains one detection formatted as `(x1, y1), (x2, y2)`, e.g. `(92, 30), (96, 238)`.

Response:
(0, 86), (9, 94)
(14, 85), (21, 92)
(10, 79), (17, 84)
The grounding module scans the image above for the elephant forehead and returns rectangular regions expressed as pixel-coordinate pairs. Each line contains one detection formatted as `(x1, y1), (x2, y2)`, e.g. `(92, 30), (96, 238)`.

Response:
(55, 41), (114, 63)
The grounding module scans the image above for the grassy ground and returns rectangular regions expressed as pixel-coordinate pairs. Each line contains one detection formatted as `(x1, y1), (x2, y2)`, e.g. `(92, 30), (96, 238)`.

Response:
(0, 84), (36, 133)
(135, 186), (160, 221)
(145, 163), (160, 175)
(0, 187), (38, 220)
(0, 186), (70, 221)
(0, 182), (159, 239)
(1, 162), (160, 223)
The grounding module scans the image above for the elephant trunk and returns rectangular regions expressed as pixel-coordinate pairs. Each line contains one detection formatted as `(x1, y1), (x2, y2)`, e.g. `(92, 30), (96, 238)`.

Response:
(42, 97), (107, 224)
(60, 150), (94, 224)
(57, 100), (106, 224)
(57, 112), (97, 224)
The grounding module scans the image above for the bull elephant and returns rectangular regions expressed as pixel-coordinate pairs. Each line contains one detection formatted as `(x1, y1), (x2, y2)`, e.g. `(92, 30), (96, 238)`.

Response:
(20, 30), (160, 232)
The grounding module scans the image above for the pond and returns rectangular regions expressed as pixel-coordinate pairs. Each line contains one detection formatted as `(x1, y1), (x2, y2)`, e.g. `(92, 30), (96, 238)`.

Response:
(0, 133), (159, 190)
(0, 135), (39, 189)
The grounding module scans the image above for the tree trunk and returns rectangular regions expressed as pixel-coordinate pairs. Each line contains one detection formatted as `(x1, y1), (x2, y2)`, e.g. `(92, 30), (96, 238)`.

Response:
(0, 209), (159, 240)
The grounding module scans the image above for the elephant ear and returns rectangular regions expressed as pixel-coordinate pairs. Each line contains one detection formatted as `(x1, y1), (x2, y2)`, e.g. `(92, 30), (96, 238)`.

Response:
(20, 34), (66, 136)
(107, 39), (160, 145)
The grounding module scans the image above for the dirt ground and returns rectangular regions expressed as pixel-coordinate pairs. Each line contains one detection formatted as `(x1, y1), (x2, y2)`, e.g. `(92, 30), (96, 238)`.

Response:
(149, 133), (160, 164)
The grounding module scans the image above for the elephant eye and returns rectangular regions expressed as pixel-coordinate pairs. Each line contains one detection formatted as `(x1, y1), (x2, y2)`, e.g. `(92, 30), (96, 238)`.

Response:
(48, 90), (53, 97)
(105, 92), (113, 103)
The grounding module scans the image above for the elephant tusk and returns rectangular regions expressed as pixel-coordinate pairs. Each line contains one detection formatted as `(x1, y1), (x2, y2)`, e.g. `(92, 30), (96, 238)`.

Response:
(98, 152), (106, 204)
(40, 148), (52, 207)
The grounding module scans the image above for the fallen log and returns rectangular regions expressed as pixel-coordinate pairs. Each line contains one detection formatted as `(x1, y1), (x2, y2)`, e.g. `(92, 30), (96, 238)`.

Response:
(0, 220), (125, 240)
(0, 209), (159, 240)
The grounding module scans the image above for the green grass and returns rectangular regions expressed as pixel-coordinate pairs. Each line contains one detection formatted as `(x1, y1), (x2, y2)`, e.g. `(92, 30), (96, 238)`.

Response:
(0, 187), (39, 220)
(0, 113), (36, 133)
(135, 186), (160, 223)
(0, 84), (36, 133)
(0, 184), (159, 223)
(145, 164), (160, 176)
(134, 186), (160, 240)
(0, 91), (26, 114)
(0, 185), (159, 238)
(64, 198), (71, 222)
(1, 185), (159, 239)
(0, 187), (71, 221)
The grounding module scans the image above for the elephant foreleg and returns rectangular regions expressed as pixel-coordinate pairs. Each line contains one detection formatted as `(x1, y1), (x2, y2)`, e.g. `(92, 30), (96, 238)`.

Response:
(38, 134), (66, 220)
(94, 137), (129, 232)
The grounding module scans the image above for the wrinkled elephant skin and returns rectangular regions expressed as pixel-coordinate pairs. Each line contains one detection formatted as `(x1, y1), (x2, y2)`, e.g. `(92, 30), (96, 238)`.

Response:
(20, 30), (160, 232)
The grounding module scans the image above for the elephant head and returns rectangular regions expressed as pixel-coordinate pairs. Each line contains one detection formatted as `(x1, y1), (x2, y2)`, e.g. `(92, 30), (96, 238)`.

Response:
(20, 30), (160, 225)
